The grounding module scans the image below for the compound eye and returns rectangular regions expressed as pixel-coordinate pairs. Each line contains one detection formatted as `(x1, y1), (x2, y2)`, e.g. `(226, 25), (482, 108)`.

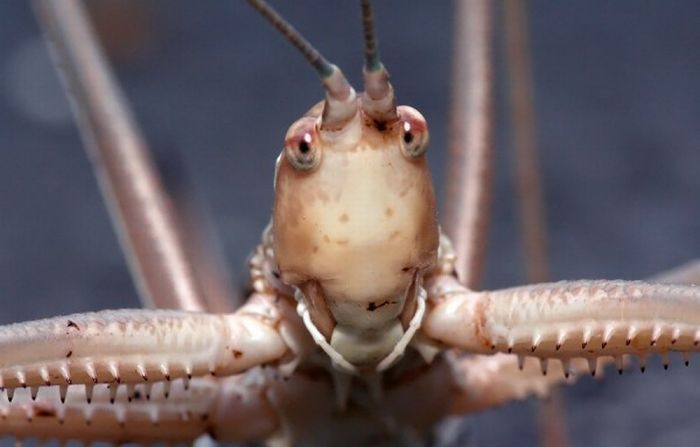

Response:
(398, 106), (429, 158)
(284, 117), (321, 171)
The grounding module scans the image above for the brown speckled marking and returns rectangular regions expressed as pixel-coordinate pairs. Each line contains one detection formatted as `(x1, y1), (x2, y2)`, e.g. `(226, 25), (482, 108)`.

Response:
(232, 350), (243, 359)
(385, 207), (394, 218)
(339, 213), (349, 223)
(66, 350), (73, 358)
(335, 239), (349, 246)
(33, 406), (55, 418)
(66, 320), (80, 330)
(389, 230), (401, 241)
(366, 300), (396, 312)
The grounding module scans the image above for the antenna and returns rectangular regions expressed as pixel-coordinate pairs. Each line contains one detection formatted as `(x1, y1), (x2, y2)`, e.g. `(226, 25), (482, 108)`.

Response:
(361, 0), (381, 72)
(359, 0), (397, 123)
(247, 0), (357, 128)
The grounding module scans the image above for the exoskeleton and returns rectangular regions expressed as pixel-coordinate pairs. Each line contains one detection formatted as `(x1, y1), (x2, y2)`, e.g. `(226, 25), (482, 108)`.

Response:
(0, 1), (699, 446)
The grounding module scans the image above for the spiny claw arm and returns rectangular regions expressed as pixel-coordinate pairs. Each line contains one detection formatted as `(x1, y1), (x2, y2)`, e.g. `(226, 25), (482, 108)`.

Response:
(1, 369), (329, 445)
(423, 276), (700, 373)
(0, 304), (291, 395)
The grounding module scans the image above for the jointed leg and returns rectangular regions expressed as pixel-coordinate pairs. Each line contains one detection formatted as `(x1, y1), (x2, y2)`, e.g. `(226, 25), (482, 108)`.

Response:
(0, 291), (316, 443)
(501, 2), (567, 445)
(0, 309), (278, 395)
(33, 0), (233, 311)
(0, 379), (216, 444)
(443, 0), (494, 289)
(423, 258), (700, 418)
(424, 275), (700, 374)
(503, 0), (550, 285)
(169, 176), (238, 313)
(0, 292), (310, 406)
(0, 370), (332, 445)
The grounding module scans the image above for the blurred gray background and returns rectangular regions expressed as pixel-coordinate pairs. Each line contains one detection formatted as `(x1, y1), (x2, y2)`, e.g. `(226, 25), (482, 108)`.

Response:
(0, 1), (699, 446)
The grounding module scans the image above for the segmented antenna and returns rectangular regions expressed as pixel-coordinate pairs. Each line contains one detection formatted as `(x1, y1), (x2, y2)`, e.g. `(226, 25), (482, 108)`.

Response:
(247, 0), (333, 78)
(361, 0), (381, 72)
(359, 0), (397, 123)
(247, 0), (356, 127)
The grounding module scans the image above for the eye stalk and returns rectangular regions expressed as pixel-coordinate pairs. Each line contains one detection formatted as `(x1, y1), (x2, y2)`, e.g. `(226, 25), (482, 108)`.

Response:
(284, 117), (321, 171)
(398, 106), (429, 158)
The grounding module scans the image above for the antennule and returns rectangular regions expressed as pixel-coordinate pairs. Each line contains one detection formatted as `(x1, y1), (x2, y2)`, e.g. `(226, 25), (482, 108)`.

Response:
(247, 0), (356, 128)
(361, 0), (380, 72)
(360, 0), (397, 123)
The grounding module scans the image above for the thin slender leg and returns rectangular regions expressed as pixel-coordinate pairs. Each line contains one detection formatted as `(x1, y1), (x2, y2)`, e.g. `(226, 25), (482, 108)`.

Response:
(32, 0), (208, 311)
(168, 170), (237, 313)
(502, 2), (566, 446)
(444, 0), (494, 289)
(503, 0), (550, 284)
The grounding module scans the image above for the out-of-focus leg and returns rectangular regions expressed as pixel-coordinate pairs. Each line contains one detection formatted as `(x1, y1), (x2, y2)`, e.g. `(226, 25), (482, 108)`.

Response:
(32, 0), (232, 311)
(502, 2), (565, 445)
(0, 370), (332, 445)
(0, 379), (216, 444)
(443, 0), (494, 290)
(168, 173), (238, 313)
(503, 0), (550, 285)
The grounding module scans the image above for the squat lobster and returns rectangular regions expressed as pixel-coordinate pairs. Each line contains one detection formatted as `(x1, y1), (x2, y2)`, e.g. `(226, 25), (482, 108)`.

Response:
(1, 1), (699, 446)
